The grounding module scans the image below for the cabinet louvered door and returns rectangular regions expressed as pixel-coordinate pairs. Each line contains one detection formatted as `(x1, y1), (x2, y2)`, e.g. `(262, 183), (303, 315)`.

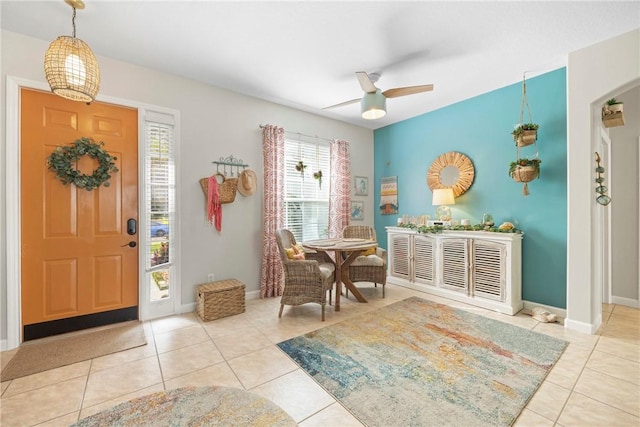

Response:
(389, 233), (411, 280)
(471, 240), (506, 301)
(440, 238), (469, 293)
(414, 235), (436, 285)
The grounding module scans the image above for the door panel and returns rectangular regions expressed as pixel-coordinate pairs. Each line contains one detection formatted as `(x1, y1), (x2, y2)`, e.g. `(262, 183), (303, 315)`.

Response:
(20, 88), (138, 334)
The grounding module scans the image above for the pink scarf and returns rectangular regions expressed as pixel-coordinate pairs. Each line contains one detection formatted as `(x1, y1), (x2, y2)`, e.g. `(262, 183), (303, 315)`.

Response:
(207, 176), (222, 232)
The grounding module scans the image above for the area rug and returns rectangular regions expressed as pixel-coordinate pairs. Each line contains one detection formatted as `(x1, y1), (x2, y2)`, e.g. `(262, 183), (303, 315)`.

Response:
(1, 322), (146, 381)
(71, 386), (297, 427)
(278, 296), (567, 427)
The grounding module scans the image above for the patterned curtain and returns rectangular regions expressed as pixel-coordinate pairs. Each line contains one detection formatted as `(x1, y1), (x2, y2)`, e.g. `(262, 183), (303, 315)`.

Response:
(328, 139), (351, 238)
(260, 125), (285, 297)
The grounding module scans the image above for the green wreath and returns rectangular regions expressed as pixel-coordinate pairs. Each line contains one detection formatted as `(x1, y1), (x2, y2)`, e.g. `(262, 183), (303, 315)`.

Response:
(47, 137), (119, 191)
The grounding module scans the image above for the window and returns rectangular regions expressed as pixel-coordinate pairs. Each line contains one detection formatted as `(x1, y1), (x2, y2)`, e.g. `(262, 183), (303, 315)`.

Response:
(144, 112), (176, 302)
(284, 138), (330, 243)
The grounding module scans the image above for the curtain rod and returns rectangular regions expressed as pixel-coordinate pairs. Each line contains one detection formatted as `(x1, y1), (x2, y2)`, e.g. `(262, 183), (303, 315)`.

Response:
(259, 124), (333, 143)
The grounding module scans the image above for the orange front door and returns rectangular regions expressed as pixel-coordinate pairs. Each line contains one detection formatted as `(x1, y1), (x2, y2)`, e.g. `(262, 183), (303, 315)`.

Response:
(20, 88), (139, 340)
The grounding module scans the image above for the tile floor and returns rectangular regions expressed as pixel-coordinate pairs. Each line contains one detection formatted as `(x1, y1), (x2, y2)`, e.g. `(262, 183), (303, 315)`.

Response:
(1, 283), (638, 426)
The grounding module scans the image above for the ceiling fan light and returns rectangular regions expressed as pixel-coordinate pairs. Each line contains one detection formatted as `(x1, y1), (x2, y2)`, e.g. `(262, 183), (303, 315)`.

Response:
(361, 89), (386, 120)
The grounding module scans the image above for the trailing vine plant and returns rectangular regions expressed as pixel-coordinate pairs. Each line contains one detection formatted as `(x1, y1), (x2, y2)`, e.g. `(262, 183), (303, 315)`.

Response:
(47, 137), (119, 191)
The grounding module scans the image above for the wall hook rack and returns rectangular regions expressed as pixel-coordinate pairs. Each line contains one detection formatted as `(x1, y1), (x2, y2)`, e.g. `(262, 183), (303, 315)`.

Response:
(213, 155), (249, 177)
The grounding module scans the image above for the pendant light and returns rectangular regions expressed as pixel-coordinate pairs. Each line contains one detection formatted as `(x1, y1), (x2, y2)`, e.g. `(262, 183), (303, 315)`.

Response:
(44, 0), (100, 103)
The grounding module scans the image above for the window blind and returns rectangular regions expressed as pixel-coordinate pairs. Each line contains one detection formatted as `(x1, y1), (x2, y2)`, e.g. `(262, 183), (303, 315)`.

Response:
(284, 138), (330, 242)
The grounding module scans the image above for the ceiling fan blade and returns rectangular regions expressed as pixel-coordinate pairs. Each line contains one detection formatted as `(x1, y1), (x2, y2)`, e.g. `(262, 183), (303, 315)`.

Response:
(356, 72), (378, 93)
(383, 84), (434, 98)
(322, 97), (362, 110)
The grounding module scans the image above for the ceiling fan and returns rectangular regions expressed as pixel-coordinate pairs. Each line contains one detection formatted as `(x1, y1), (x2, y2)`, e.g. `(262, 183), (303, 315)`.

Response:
(323, 71), (434, 119)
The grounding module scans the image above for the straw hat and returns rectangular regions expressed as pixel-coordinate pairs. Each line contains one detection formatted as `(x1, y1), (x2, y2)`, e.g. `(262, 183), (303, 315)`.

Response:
(238, 169), (257, 196)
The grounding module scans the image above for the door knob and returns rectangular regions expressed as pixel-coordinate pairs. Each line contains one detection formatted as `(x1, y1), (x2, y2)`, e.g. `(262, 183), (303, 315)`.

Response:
(121, 241), (137, 248)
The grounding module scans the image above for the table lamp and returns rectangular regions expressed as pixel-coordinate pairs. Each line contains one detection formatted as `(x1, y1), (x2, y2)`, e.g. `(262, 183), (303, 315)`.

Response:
(432, 188), (455, 221)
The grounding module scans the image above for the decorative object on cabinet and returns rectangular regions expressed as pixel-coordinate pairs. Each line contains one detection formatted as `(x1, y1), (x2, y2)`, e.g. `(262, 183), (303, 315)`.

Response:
(601, 98), (625, 128)
(379, 176), (398, 215)
(387, 226), (523, 315)
(432, 188), (455, 221)
(44, 0), (100, 103)
(594, 152), (612, 206)
(397, 222), (523, 234)
(47, 137), (118, 191)
(354, 176), (368, 196)
(213, 154), (249, 177)
(350, 201), (364, 220)
(426, 151), (475, 197)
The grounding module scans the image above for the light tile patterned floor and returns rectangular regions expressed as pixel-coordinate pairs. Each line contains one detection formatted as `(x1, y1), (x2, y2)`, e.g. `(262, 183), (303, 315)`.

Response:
(1, 284), (638, 426)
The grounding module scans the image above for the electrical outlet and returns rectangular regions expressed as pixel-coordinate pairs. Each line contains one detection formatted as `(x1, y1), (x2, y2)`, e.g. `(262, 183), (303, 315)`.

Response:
(207, 273), (215, 282)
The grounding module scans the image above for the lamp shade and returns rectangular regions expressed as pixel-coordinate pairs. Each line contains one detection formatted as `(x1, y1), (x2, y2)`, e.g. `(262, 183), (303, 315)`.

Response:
(432, 188), (455, 206)
(361, 89), (386, 119)
(44, 35), (100, 102)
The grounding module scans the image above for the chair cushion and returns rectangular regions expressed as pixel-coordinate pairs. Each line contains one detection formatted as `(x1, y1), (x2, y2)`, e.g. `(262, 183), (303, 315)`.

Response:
(318, 262), (335, 279)
(361, 240), (377, 256)
(285, 244), (306, 260)
(351, 254), (384, 267)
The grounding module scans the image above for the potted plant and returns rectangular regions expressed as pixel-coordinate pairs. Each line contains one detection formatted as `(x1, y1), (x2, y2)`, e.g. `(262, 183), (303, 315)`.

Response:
(509, 157), (541, 195)
(604, 98), (623, 114)
(511, 123), (539, 147)
(509, 158), (541, 181)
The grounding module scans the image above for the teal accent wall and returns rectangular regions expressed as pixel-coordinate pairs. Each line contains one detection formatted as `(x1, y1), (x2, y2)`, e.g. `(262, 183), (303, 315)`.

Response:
(374, 68), (567, 309)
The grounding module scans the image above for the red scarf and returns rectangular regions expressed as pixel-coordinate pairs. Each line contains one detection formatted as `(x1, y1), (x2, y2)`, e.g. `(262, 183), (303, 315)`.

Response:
(207, 176), (222, 232)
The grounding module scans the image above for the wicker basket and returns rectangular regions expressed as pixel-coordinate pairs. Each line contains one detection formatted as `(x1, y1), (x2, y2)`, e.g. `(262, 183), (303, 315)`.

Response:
(196, 279), (246, 321)
(516, 130), (537, 147)
(199, 173), (238, 204)
(511, 165), (538, 183)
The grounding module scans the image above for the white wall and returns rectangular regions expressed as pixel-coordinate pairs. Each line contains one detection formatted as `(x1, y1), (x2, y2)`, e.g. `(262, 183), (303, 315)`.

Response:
(0, 30), (374, 344)
(566, 29), (640, 333)
(610, 86), (640, 305)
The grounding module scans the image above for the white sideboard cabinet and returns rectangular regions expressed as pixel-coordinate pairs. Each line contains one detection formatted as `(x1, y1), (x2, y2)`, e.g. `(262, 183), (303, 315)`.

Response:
(386, 227), (523, 315)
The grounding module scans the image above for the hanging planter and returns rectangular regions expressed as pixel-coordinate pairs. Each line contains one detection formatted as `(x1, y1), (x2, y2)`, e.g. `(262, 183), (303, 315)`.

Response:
(295, 160), (307, 178)
(509, 158), (541, 196)
(510, 73), (541, 196)
(512, 123), (539, 147)
(313, 170), (323, 189)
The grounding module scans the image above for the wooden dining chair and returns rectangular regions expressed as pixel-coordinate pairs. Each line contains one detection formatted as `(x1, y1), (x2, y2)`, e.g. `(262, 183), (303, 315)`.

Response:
(275, 229), (335, 321)
(342, 225), (387, 298)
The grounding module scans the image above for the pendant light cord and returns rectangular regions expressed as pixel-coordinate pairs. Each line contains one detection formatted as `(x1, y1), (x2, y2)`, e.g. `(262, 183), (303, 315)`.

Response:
(71, 7), (77, 37)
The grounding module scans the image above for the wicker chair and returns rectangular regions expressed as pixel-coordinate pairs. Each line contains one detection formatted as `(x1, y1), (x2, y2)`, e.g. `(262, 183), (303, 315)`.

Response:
(275, 229), (335, 321)
(342, 225), (387, 298)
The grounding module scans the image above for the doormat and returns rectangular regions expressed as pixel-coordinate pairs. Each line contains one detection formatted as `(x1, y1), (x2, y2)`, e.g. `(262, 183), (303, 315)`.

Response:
(1, 322), (146, 381)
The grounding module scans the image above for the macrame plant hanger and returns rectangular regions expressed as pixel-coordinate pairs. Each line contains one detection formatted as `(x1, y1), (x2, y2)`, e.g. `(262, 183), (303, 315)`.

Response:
(515, 73), (539, 196)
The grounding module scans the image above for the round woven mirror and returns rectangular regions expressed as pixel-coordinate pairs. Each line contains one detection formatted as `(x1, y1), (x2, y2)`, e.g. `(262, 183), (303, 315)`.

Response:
(427, 151), (475, 197)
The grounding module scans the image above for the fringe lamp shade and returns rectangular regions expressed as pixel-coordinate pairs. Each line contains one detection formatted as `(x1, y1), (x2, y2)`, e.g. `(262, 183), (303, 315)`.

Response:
(44, 35), (100, 102)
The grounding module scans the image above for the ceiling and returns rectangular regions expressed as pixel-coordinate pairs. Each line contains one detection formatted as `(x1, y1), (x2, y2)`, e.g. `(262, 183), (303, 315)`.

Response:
(2, 1), (639, 130)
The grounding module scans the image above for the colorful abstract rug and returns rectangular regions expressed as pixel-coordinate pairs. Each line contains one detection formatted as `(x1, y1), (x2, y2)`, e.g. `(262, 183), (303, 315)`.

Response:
(278, 296), (567, 427)
(71, 386), (297, 427)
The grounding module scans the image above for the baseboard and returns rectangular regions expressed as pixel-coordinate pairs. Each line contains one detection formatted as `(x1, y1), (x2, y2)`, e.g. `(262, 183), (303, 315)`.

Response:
(0, 339), (7, 352)
(610, 296), (640, 308)
(564, 314), (601, 335)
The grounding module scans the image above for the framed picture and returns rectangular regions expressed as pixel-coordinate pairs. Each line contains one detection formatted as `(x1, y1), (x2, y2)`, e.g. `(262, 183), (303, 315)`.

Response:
(350, 201), (364, 221)
(355, 176), (368, 196)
